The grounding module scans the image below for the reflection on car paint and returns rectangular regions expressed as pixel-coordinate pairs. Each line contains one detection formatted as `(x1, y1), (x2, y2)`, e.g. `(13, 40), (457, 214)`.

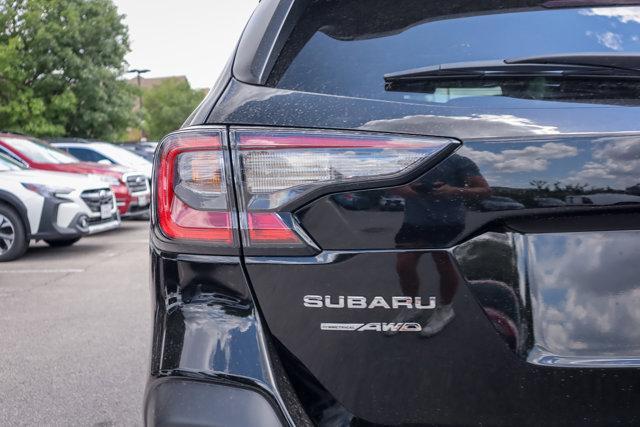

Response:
(298, 134), (640, 250)
(454, 230), (640, 367)
(151, 254), (274, 388)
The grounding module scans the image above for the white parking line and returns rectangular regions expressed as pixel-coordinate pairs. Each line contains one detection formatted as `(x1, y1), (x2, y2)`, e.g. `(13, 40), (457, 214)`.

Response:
(0, 269), (85, 274)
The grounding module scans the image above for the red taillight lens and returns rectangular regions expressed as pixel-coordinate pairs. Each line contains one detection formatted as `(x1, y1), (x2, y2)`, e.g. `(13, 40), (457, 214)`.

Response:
(157, 130), (235, 244)
(247, 212), (302, 244)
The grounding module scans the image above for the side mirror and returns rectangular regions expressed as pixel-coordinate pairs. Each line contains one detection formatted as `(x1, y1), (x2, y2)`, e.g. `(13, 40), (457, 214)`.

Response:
(97, 159), (113, 165)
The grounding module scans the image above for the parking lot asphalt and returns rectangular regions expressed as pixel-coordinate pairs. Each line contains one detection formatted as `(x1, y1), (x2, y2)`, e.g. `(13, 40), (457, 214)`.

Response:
(0, 220), (151, 426)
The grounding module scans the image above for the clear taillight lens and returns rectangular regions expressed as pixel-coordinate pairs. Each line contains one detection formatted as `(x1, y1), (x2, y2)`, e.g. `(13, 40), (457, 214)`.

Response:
(156, 130), (235, 244)
(230, 129), (454, 248)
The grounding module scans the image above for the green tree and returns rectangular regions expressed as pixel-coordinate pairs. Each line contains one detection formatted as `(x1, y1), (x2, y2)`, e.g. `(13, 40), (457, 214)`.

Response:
(0, 0), (135, 139)
(142, 79), (203, 140)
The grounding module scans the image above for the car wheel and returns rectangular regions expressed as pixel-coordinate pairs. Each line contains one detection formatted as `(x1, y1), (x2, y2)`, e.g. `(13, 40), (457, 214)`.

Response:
(0, 204), (28, 262)
(45, 237), (81, 247)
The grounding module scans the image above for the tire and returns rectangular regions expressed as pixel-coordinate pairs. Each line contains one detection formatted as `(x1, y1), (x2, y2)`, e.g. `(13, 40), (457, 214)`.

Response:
(0, 204), (28, 262)
(45, 237), (81, 247)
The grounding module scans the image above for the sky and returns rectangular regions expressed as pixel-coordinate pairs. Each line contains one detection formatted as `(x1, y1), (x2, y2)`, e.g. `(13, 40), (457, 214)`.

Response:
(112, 0), (258, 89)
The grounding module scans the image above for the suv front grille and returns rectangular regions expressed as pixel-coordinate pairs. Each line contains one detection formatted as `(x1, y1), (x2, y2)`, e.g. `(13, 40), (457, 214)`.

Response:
(126, 174), (148, 193)
(81, 189), (114, 213)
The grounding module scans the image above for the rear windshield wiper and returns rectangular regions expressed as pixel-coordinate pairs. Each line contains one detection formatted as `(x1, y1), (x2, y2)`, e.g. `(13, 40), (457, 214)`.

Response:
(384, 53), (640, 86)
(507, 52), (640, 70)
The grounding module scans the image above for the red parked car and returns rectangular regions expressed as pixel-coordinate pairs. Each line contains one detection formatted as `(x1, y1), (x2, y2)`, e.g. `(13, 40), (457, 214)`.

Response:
(0, 132), (150, 218)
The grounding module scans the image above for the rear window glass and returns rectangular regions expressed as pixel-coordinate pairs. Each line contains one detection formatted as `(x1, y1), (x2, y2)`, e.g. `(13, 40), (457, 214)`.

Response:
(269, 2), (640, 105)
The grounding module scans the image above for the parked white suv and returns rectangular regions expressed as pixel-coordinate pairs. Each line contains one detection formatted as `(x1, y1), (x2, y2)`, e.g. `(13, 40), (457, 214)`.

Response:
(0, 153), (120, 261)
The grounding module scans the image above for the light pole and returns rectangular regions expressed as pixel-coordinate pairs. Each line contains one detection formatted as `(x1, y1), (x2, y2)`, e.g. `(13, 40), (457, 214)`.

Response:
(127, 68), (150, 108)
(126, 68), (150, 140)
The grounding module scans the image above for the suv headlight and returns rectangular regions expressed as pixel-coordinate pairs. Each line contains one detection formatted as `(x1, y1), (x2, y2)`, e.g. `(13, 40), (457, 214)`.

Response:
(22, 183), (73, 198)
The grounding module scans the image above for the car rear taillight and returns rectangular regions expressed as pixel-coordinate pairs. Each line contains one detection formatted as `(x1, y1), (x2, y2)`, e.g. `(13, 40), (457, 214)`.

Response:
(230, 129), (455, 250)
(156, 127), (455, 251)
(156, 130), (236, 245)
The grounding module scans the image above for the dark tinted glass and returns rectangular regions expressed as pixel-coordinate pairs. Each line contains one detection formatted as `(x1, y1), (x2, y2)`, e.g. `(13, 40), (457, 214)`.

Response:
(68, 147), (108, 163)
(269, 2), (640, 105)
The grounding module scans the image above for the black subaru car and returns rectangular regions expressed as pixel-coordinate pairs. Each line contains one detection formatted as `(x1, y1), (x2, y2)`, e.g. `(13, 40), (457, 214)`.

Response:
(146, 1), (640, 425)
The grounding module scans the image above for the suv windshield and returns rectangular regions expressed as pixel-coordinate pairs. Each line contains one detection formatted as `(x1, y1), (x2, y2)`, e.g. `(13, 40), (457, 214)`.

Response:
(2, 136), (78, 164)
(0, 153), (24, 171)
(269, 3), (640, 105)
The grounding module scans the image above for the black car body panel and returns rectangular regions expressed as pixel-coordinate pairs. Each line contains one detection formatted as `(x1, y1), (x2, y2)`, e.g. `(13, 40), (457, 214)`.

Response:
(148, 250), (307, 426)
(209, 79), (640, 139)
(149, 253), (270, 382)
(246, 246), (640, 426)
(146, 378), (285, 427)
(294, 134), (640, 250)
(148, 1), (640, 425)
